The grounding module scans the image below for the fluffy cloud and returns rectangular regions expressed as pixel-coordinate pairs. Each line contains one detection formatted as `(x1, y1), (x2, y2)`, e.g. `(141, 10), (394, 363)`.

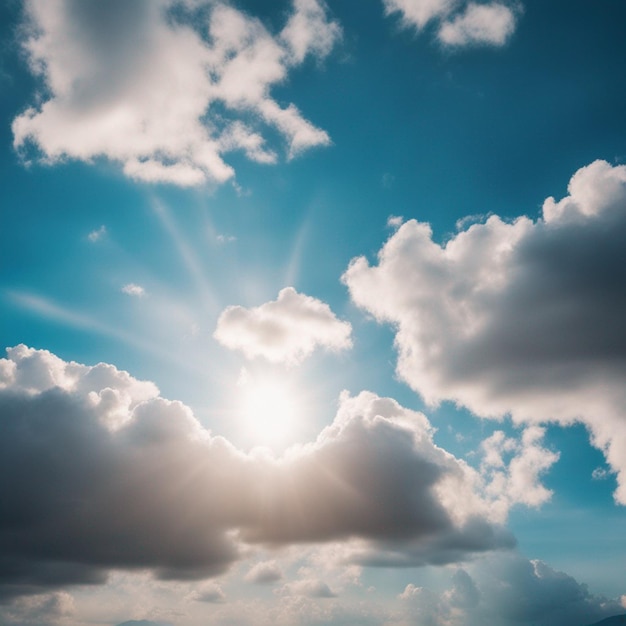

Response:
(279, 578), (337, 598)
(343, 159), (626, 503)
(480, 427), (559, 519)
(438, 2), (517, 47)
(396, 553), (623, 626)
(0, 345), (520, 599)
(188, 581), (226, 603)
(384, 0), (518, 47)
(214, 287), (353, 364)
(12, 0), (340, 186)
(245, 561), (283, 585)
(383, 0), (457, 30)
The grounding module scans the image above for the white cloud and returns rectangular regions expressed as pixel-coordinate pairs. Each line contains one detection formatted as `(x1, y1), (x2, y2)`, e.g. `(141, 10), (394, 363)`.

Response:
(438, 2), (517, 47)
(214, 287), (353, 364)
(387, 215), (404, 228)
(0, 345), (518, 599)
(281, 0), (343, 64)
(343, 159), (626, 504)
(480, 427), (559, 519)
(13, 0), (340, 186)
(384, 0), (519, 48)
(121, 283), (146, 297)
(383, 0), (458, 30)
(87, 225), (107, 242)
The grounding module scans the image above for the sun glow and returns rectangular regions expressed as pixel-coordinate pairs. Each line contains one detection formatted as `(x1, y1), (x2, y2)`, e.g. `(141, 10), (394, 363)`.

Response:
(238, 373), (299, 449)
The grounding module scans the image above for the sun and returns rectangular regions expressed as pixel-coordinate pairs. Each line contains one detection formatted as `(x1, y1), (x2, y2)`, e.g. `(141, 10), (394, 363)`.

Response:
(238, 372), (299, 449)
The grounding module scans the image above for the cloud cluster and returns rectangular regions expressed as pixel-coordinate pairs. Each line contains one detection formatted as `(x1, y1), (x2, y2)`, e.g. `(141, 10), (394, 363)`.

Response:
(384, 0), (519, 47)
(214, 287), (353, 364)
(396, 553), (623, 626)
(13, 0), (340, 186)
(0, 345), (519, 600)
(343, 159), (626, 503)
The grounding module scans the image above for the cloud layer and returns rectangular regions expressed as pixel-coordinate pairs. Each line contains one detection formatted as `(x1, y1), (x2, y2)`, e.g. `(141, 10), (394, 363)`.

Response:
(0, 345), (519, 599)
(343, 159), (626, 503)
(384, 0), (519, 47)
(214, 287), (353, 364)
(396, 553), (623, 626)
(13, 0), (340, 185)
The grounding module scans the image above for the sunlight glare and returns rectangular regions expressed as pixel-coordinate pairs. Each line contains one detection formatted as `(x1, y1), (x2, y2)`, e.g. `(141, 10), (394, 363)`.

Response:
(238, 373), (299, 449)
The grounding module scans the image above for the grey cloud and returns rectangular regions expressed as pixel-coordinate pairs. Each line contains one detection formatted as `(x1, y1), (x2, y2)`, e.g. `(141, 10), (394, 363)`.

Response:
(0, 591), (75, 626)
(245, 561), (283, 585)
(398, 553), (623, 626)
(0, 346), (513, 599)
(189, 581), (226, 603)
(343, 159), (626, 504)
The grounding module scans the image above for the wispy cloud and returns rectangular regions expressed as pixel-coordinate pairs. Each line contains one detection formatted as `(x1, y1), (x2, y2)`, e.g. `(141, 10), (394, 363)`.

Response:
(121, 283), (146, 297)
(87, 225), (107, 242)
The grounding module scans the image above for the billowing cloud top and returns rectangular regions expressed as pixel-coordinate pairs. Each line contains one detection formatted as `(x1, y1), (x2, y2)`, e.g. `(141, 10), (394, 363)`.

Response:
(384, 0), (519, 47)
(343, 159), (626, 504)
(12, 0), (341, 186)
(397, 554), (624, 626)
(0, 345), (524, 599)
(214, 287), (353, 364)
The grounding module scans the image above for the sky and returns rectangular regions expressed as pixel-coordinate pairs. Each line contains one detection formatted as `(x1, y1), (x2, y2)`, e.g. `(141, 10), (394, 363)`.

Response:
(1, 0), (626, 625)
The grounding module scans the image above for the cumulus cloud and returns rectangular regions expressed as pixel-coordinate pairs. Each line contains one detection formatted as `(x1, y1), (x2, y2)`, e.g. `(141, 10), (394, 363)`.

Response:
(245, 561), (283, 585)
(279, 578), (337, 598)
(343, 159), (626, 503)
(12, 0), (340, 186)
(188, 581), (226, 604)
(384, 0), (518, 48)
(214, 287), (353, 364)
(396, 553), (623, 626)
(0, 346), (519, 599)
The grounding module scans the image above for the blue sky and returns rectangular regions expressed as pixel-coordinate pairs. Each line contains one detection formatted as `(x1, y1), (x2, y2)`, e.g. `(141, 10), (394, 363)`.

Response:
(1, 1), (626, 625)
